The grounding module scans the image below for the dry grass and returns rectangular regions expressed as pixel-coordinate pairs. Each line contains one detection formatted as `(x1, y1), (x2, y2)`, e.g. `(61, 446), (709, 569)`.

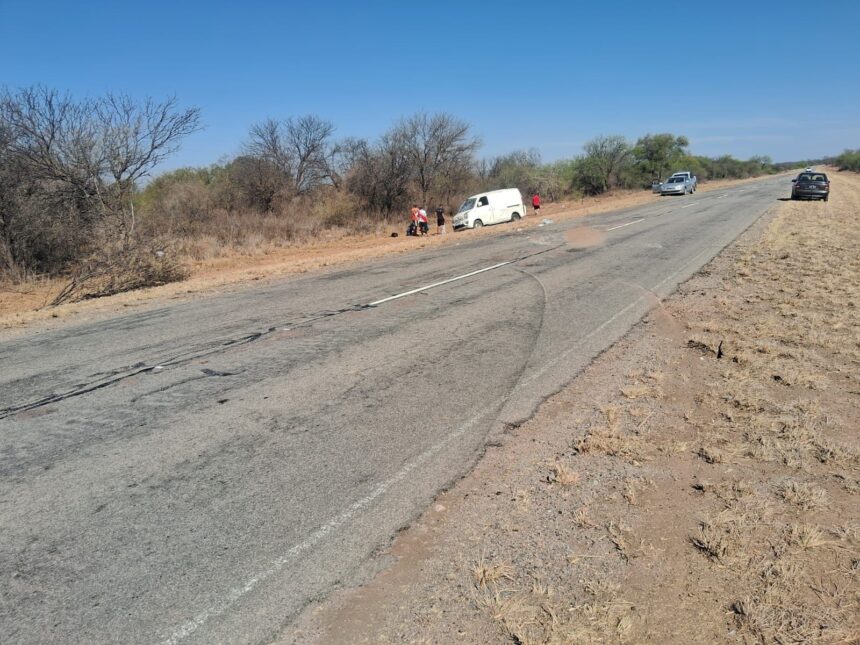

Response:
(620, 384), (651, 400)
(691, 509), (744, 562)
(696, 445), (725, 464)
(573, 426), (647, 462)
(621, 479), (638, 505)
(785, 523), (828, 551)
(571, 506), (597, 529)
(547, 462), (580, 487)
(606, 522), (640, 562)
(777, 480), (828, 510)
(471, 554), (515, 590)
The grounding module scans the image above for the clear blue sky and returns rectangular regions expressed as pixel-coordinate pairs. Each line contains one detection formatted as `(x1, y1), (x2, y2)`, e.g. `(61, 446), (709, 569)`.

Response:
(2, 0), (858, 172)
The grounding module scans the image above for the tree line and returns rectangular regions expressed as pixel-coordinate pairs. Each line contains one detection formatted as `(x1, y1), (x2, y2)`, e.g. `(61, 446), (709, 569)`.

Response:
(1, 85), (805, 301)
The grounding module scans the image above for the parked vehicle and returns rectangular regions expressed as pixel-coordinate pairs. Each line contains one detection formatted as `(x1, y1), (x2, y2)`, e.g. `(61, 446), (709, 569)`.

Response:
(791, 171), (830, 201)
(660, 175), (693, 196)
(670, 171), (697, 192)
(453, 188), (526, 230)
(651, 179), (663, 194)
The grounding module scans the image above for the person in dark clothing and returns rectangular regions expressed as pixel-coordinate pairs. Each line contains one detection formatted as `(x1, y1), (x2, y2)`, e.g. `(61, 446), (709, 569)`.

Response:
(435, 206), (446, 235)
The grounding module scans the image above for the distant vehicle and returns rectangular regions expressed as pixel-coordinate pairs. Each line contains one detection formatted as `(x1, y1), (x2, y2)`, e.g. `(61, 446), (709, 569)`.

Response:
(791, 171), (830, 201)
(661, 175), (693, 196)
(453, 188), (526, 230)
(670, 171), (697, 192)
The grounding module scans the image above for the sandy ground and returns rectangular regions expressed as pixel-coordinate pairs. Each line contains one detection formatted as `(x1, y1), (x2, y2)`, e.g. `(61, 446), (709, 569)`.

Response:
(0, 175), (769, 333)
(281, 170), (860, 644)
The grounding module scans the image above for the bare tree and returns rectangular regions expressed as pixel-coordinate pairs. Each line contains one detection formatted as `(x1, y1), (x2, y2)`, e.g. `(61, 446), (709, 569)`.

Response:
(0, 85), (200, 279)
(394, 113), (480, 205)
(344, 135), (412, 215)
(246, 118), (294, 177)
(246, 114), (335, 195)
(98, 94), (201, 192)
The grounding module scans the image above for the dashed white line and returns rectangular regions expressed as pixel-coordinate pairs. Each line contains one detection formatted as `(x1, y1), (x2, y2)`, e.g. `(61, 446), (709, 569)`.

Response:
(367, 260), (514, 306)
(680, 203), (696, 209)
(371, 216), (647, 306)
(605, 218), (645, 231)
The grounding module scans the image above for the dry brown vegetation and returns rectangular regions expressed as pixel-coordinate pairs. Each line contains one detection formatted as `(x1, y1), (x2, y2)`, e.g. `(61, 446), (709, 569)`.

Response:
(283, 170), (860, 645)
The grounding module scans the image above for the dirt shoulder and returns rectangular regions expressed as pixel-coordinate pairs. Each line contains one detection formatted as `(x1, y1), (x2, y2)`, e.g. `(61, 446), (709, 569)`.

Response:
(281, 170), (860, 644)
(0, 175), (771, 334)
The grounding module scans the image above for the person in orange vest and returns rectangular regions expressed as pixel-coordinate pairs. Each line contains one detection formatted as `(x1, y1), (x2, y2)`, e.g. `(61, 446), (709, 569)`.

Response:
(532, 193), (541, 215)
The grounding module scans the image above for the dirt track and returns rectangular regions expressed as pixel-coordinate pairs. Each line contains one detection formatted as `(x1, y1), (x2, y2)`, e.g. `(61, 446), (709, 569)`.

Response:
(283, 170), (860, 644)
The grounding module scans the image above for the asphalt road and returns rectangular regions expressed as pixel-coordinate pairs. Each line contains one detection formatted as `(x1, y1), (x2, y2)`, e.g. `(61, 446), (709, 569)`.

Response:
(0, 177), (787, 643)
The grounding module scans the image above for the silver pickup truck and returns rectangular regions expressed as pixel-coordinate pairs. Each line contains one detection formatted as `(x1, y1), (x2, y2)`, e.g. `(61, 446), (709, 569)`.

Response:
(660, 171), (697, 195)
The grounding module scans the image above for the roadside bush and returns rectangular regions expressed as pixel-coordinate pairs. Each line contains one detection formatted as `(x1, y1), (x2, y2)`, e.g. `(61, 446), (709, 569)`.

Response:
(50, 236), (188, 305)
(835, 149), (860, 172)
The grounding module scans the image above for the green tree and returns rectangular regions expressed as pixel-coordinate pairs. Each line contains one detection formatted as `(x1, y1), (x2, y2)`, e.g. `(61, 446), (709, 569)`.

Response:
(632, 134), (689, 182)
(581, 135), (632, 193)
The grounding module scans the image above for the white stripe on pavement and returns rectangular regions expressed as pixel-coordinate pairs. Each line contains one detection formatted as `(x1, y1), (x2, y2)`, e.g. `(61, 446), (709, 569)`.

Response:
(605, 218), (645, 231)
(367, 260), (515, 306)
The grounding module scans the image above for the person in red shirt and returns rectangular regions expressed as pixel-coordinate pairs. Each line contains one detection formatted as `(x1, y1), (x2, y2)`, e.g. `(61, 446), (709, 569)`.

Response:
(532, 193), (541, 214)
(408, 205), (419, 236)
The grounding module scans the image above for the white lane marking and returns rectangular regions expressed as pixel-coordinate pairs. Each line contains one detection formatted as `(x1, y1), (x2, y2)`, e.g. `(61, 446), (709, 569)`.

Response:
(367, 261), (513, 306)
(605, 218), (644, 231)
(680, 203), (696, 209)
(163, 395), (506, 645)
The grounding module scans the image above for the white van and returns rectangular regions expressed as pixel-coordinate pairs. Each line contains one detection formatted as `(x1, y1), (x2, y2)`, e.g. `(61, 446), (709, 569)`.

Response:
(452, 188), (526, 230)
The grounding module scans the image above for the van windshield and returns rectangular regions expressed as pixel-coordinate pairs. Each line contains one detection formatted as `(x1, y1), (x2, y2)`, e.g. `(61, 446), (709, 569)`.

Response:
(668, 176), (685, 183)
(458, 198), (476, 213)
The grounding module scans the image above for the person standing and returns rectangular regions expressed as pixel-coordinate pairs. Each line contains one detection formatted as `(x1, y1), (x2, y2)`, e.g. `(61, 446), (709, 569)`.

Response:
(532, 193), (541, 215)
(418, 207), (429, 235)
(435, 205), (446, 235)
(409, 204), (420, 236)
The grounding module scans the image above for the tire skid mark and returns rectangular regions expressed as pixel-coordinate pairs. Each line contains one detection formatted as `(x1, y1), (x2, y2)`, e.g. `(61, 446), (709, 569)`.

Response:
(2, 244), (566, 420)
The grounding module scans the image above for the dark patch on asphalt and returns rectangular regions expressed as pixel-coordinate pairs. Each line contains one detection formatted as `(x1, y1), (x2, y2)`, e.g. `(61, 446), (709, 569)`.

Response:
(0, 305), (371, 420)
(200, 368), (236, 377)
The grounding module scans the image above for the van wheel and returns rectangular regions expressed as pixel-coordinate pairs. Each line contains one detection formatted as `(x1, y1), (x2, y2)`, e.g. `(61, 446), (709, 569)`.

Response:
(510, 212), (521, 222)
(473, 220), (483, 229)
